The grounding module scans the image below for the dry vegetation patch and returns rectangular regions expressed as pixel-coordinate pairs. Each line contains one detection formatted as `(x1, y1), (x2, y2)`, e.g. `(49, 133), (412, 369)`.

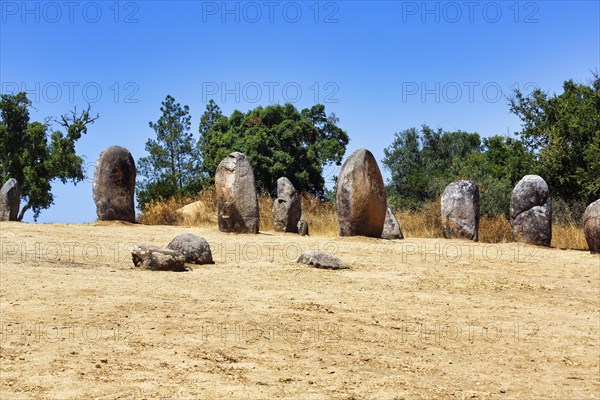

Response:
(140, 191), (589, 250)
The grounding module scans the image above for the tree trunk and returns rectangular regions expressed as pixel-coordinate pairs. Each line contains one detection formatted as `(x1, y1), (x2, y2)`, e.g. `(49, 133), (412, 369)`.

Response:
(17, 202), (30, 221)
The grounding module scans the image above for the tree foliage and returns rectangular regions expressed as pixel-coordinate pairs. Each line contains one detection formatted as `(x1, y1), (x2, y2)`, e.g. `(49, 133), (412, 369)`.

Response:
(383, 125), (532, 217)
(383, 74), (598, 218)
(199, 102), (349, 196)
(136, 95), (202, 209)
(0, 92), (98, 221)
(509, 74), (600, 203)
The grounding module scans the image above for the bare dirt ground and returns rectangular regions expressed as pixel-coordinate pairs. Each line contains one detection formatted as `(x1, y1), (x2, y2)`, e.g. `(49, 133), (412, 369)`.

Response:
(0, 221), (598, 399)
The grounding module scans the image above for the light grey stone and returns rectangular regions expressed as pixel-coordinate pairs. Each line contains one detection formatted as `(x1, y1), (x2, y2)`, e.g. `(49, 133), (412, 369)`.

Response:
(297, 250), (348, 270)
(510, 175), (552, 246)
(166, 233), (214, 264)
(441, 180), (480, 241)
(131, 244), (186, 271)
(583, 199), (600, 253)
(0, 178), (20, 221)
(215, 152), (259, 233)
(381, 206), (403, 240)
(272, 177), (301, 233)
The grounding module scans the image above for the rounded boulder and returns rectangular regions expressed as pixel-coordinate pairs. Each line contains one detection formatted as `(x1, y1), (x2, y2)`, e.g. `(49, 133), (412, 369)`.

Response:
(166, 233), (214, 264)
(510, 175), (552, 246)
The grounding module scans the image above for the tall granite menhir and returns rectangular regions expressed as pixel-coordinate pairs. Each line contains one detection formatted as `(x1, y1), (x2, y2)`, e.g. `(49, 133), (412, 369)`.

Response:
(272, 177), (301, 233)
(93, 146), (136, 222)
(441, 180), (480, 241)
(0, 178), (20, 221)
(336, 148), (387, 237)
(510, 175), (552, 246)
(215, 152), (259, 233)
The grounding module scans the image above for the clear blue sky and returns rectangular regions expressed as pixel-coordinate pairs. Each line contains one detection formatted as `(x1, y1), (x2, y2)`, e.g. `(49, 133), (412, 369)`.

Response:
(1, 0), (598, 223)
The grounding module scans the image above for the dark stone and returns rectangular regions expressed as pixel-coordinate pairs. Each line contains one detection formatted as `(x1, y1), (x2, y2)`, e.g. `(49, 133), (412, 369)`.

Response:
(166, 233), (214, 264)
(583, 199), (600, 253)
(93, 146), (136, 222)
(297, 219), (309, 236)
(441, 180), (480, 241)
(272, 177), (301, 233)
(336, 148), (387, 237)
(381, 206), (403, 240)
(0, 178), (20, 221)
(297, 250), (348, 270)
(510, 175), (552, 246)
(215, 152), (259, 233)
(131, 245), (186, 271)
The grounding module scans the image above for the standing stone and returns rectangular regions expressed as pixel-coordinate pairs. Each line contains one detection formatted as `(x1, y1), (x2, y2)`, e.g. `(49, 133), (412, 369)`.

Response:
(297, 219), (309, 236)
(272, 177), (301, 233)
(93, 146), (136, 222)
(583, 199), (600, 253)
(381, 206), (403, 240)
(336, 148), (387, 237)
(510, 175), (552, 246)
(441, 180), (480, 241)
(0, 178), (20, 221)
(215, 152), (259, 233)
(166, 233), (214, 264)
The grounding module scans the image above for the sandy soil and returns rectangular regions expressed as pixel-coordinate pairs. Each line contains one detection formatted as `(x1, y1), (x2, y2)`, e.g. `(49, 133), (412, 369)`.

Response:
(0, 221), (598, 399)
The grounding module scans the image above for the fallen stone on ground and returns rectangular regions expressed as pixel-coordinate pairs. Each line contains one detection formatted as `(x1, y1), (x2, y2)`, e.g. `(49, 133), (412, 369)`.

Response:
(297, 250), (348, 270)
(131, 244), (186, 271)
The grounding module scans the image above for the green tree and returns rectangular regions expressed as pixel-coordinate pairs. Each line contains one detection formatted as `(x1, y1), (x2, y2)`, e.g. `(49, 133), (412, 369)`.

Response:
(459, 135), (533, 217)
(198, 102), (349, 196)
(137, 95), (202, 209)
(0, 92), (98, 220)
(509, 74), (600, 203)
(383, 125), (481, 209)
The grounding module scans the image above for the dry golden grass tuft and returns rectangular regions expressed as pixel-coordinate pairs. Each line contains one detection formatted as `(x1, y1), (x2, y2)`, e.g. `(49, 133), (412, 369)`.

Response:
(478, 215), (512, 243)
(138, 197), (188, 225)
(552, 222), (588, 250)
(299, 193), (338, 236)
(179, 189), (218, 226)
(139, 190), (588, 249)
(257, 191), (274, 231)
(395, 199), (443, 238)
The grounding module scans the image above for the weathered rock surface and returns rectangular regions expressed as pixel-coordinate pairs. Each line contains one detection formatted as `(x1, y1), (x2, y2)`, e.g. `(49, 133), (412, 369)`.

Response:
(93, 146), (136, 222)
(297, 219), (309, 236)
(297, 250), (348, 270)
(0, 178), (20, 221)
(272, 177), (301, 233)
(441, 180), (480, 241)
(381, 206), (403, 240)
(131, 245), (186, 271)
(215, 152), (259, 233)
(583, 199), (600, 253)
(510, 175), (552, 246)
(166, 233), (214, 264)
(336, 148), (387, 237)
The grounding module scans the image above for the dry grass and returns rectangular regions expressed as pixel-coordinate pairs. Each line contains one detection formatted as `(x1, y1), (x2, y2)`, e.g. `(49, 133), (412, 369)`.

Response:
(139, 191), (588, 250)
(479, 215), (512, 243)
(552, 222), (588, 250)
(396, 199), (443, 238)
(138, 197), (190, 225)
